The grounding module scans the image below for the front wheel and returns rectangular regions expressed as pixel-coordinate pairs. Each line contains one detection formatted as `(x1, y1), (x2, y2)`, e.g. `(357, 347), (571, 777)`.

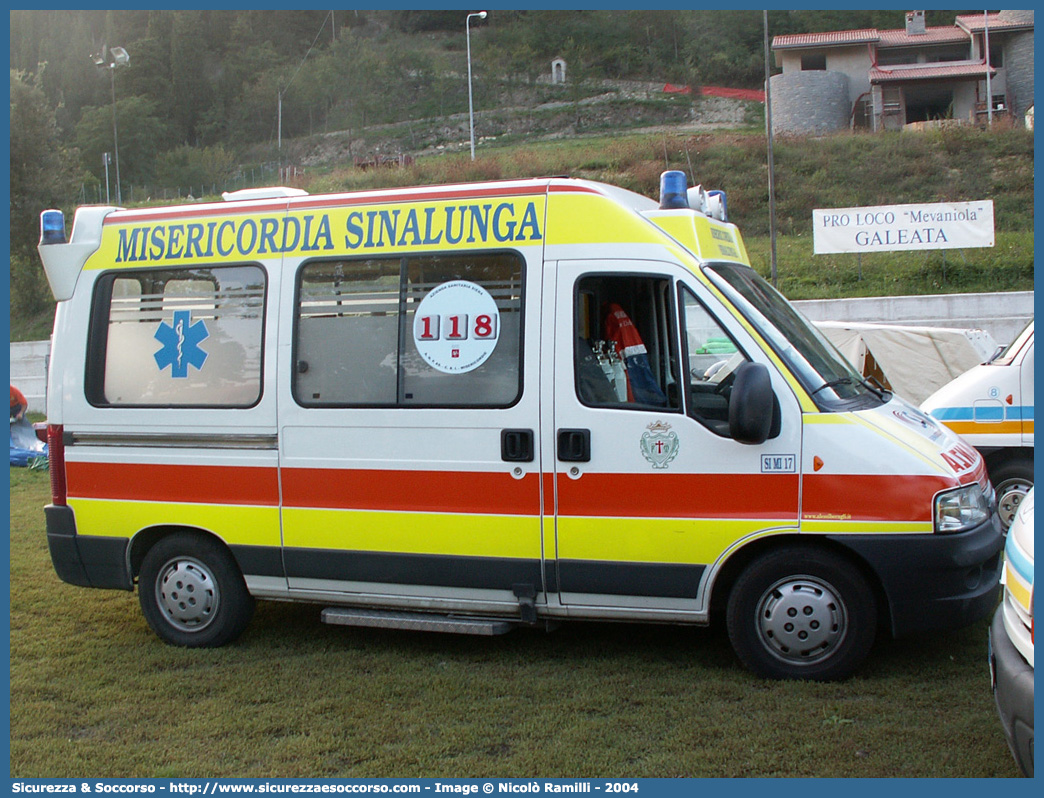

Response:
(990, 458), (1033, 533)
(138, 532), (254, 647)
(726, 547), (876, 681)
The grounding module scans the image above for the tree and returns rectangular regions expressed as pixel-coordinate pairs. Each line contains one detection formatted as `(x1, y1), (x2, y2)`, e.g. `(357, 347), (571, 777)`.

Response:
(74, 94), (172, 187)
(9, 69), (79, 314)
(120, 13), (175, 117)
(155, 144), (237, 193)
(389, 10), (463, 34)
(170, 11), (215, 144)
(323, 33), (391, 134)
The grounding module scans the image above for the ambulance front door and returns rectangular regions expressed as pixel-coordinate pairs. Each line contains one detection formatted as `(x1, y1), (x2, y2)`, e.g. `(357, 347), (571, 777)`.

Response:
(549, 261), (802, 611)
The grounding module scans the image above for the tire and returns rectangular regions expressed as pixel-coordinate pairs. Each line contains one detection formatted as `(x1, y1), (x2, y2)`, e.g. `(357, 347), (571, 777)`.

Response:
(726, 547), (876, 681)
(989, 458), (1033, 533)
(138, 532), (254, 648)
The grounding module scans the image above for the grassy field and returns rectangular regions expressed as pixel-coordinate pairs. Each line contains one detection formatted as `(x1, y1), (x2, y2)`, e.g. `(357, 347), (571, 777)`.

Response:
(299, 127), (1034, 241)
(744, 230), (1034, 301)
(9, 468), (1020, 778)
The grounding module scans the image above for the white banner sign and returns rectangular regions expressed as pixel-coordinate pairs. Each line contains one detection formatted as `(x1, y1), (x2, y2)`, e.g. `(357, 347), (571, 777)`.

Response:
(813, 200), (994, 254)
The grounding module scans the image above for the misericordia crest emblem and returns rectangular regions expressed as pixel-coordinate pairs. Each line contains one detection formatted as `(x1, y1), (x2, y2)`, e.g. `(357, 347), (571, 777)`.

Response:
(640, 421), (680, 469)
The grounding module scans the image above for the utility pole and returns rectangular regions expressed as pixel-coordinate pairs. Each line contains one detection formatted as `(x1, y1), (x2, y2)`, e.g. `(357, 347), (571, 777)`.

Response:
(467, 11), (487, 160)
(763, 11), (778, 287)
(92, 45), (129, 205)
(984, 10), (993, 125)
(103, 152), (111, 204)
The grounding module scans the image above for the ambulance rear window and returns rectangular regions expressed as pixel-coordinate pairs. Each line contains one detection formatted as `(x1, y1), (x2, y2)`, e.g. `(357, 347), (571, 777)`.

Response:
(86, 265), (266, 407)
(294, 252), (524, 408)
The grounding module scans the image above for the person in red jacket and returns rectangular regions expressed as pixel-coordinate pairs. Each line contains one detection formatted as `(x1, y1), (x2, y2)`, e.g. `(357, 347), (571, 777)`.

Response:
(10, 385), (28, 421)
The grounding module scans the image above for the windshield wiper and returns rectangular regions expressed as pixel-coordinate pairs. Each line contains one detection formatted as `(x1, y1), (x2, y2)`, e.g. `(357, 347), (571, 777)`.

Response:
(811, 377), (853, 396)
(859, 375), (891, 401)
(812, 375), (891, 401)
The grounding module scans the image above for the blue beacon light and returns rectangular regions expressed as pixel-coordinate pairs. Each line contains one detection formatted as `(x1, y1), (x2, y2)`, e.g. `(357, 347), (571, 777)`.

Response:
(659, 170), (689, 209)
(40, 209), (67, 245)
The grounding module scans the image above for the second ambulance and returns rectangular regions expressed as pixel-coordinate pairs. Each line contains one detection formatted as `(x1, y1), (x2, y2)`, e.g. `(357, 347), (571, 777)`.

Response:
(923, 320), (1034, 531)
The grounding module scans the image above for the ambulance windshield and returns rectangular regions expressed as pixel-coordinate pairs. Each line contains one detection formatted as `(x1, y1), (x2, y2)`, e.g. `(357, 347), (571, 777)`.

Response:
(990, 318), (1033, 366)
(703, 263), (886, 410)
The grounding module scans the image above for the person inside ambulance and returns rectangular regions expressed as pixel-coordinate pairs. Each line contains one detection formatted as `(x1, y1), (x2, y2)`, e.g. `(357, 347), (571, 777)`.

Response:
(603, 302), (669, 407)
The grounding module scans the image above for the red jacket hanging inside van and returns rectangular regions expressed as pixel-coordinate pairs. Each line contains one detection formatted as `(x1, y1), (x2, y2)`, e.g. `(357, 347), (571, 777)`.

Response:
(603, 303), (668, 406)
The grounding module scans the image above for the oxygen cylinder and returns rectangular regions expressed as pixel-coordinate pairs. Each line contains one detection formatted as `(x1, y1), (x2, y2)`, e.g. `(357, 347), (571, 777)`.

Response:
(609, 348), (628, 401)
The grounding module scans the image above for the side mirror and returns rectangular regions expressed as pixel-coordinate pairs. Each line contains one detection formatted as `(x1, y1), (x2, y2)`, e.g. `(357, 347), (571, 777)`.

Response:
(729, 362), (775, 445)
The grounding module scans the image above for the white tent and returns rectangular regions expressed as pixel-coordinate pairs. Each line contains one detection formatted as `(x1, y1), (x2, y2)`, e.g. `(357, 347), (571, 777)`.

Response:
(814, 321), (997, 405)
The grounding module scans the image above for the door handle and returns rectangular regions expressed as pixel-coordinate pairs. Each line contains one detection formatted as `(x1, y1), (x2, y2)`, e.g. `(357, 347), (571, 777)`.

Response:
(501, 429), (534, 462)
(557, 428), (591, 462)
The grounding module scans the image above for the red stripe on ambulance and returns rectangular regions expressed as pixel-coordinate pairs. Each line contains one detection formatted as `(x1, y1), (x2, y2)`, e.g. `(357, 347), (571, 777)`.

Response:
(803, 473), (953, 523)
(557, 472), (800, 519)
(66, 461), (279, 506)
(281, 468), (540, 515)
(65, 461), (956, 527)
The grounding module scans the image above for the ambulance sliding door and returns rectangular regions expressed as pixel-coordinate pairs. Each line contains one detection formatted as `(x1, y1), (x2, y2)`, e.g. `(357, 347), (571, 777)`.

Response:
(549, 261), (801, 612)
(278, 248), (545, 609)
(78, 261), (283, 591)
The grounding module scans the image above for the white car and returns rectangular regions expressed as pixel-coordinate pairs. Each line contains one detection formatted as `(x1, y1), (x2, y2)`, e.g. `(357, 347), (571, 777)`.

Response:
(989, 486), (1034, 776)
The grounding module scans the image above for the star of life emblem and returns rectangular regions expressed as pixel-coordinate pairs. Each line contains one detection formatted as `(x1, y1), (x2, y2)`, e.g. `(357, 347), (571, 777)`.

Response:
(640, 421), (680, 469)
(154, 310), (209, 378)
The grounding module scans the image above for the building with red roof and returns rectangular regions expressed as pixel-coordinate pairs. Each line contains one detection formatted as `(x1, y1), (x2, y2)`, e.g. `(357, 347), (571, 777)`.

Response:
(769, 10), (1033, 134)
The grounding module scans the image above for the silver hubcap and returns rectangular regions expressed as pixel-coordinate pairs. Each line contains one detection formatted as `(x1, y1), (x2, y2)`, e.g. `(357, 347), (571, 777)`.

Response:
(155, 557), (219, 632)
(996, 479), (1031, 531)
(756, 576), (847, 665)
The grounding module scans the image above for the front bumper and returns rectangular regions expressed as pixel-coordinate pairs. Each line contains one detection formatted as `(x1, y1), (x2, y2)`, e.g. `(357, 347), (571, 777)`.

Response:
(989, 607), (1034, 777)
(828, 511), (1004, 638)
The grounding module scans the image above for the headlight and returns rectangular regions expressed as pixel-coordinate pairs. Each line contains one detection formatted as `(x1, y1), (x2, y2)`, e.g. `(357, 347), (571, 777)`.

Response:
(935, 484), (991, 534)
(982, 479), (996, 508)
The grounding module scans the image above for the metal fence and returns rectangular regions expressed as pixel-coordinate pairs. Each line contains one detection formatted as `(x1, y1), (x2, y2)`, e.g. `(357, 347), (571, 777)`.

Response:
(78, 162), (296, 205)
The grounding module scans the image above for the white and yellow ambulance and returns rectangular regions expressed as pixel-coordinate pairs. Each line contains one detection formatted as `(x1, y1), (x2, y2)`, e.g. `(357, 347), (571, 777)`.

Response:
(37, 172), (1003, 680)
(922, 320), (1034, 531)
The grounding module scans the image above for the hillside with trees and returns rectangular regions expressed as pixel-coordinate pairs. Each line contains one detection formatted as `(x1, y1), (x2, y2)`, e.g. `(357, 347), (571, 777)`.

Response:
(9, 9), (1032, 330)
(10, 9), (974, 189)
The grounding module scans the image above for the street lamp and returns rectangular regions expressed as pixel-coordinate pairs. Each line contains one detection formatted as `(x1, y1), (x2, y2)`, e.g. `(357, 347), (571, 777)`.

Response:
(91, 45), (130, 204)
(102, 152), (112, 204)
(466, 11), (487, 160)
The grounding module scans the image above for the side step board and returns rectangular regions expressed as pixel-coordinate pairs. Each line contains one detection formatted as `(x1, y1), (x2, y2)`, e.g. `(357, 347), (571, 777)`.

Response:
(321, 607), (515, 636)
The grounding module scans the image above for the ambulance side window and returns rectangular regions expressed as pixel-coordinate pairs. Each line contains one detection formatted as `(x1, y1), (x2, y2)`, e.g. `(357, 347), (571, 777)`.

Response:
(296, 259), (401, 405)
(294, 253), (523, 408)
(680, 286), (750, 437)
(402, 253), (523, 407)
(574, 274), (680, 411)
(86, 265), (266, 407)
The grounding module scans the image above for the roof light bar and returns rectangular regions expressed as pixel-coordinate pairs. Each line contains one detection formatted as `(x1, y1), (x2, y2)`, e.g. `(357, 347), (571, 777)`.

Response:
(657, 171), (728, 221)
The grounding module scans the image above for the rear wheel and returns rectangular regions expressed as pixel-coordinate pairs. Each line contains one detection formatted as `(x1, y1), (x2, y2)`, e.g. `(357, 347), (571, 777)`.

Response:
(138, 532), (254, 647)
(726, 547), (876, 681)
(990, 458), (1033, 532)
